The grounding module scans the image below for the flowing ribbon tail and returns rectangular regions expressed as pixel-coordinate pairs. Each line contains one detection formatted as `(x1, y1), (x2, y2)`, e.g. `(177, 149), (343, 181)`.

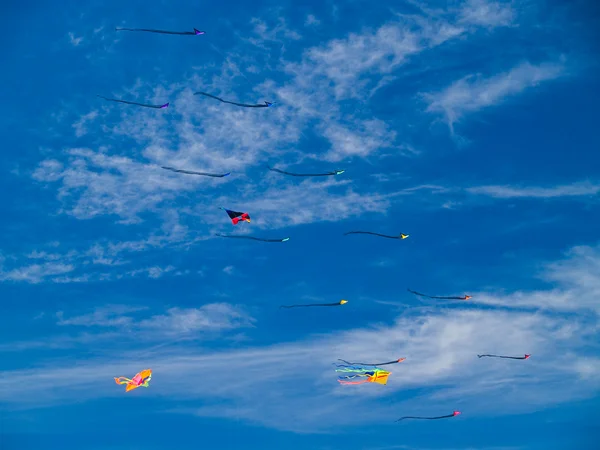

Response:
(114, 377), (132, 385)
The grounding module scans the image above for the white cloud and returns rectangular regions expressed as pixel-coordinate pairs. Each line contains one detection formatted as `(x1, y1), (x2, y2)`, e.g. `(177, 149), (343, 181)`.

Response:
(32, 1), (521, 230)
(305, 14), (320, 26)
(466, 182), (600, 198)
(424, 60), (565, 130)
(458, 0), (515, 28)
(1, 244), (599, 432)
(68, 32), (84, 46)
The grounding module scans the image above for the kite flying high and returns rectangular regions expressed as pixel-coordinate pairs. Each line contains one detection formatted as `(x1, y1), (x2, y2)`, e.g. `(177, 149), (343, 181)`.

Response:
(336, 365), (392, 385)
(267, 165), (345, 177)
(97, 95), (168, 109)
(407, 289), (471, 300)
(216, 233), (289, 243)
(280, 300), (347, 309)
(161, 166), (230, 178)
(194, 91), (274, 108)
(478, 354), (530, 360)
(221, 207), (250, 225)
(396, 411), (461, 422)
(115, 27), (205, 35)
(114, 369), (152, 392)
(344, 231), (409, 240)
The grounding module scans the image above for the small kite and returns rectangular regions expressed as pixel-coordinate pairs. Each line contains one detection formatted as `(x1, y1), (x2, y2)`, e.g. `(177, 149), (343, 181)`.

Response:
(407, 289), (471, 300)
(336, 366), (391, 385)
(221, 207), (250, 225)
(267, 165), (345, 177)
(115, 27), (205, 35)
(114, 369), (152, 392)
(216, 233), (289, 243)
(337, 358), (405, 367)
(97, 95), (168, 109)
(478, 354), (530, 360)
(161, 166), (230, 178)
(396, 411), (461, 422)
(194, 91), (274, 108)
(344, 231), (409, 240)
(280, 300), (347, 309)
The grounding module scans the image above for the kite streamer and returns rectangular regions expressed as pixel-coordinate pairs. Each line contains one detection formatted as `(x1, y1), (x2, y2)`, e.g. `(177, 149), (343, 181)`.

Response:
(97, 95), (168, 109)
(280, 300), (348, 309)
(194, 91), (274, 108)
(161, 166), (230, 177)
(407, 289), (471, 300)
(114, 369), (152, 392)
(115, 27), (205, 35)
(267, 165), (345, 177)
(220, 207), (250, 225)
(478, 354), (530, 360)
(216, 233), (289, 243)
(337, 367), (391, 385)
(344, 231), (409, 240)
(396, 411), (460, 422)
(337, 358), (405, 367)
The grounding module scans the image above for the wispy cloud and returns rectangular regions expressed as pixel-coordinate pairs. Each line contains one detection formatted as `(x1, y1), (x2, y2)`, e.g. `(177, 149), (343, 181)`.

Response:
(424, 60), (565, 130)
(67, 32), (84, 47)
(466, 182), (600, 199)
(31, 0), (519, 234)
(1, 244), (598, 431)
(458, 0), (515, 28)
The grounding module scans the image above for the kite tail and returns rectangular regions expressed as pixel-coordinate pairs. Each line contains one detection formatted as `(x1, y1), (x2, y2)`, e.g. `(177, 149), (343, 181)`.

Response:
(114, 377), (132, 385)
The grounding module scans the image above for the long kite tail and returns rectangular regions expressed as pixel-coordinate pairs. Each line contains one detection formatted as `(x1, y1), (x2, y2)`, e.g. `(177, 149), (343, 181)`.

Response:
(216, 233), (289, 243)
(97, 95), (169, 109)
(194, 91), (274, 108)
(161, 166), (230, 177)
(344, 231), (409, 240)
(115, 27), (205, 35)
(337, 358), (405, 367)
(114, 377), (133, 385)
(396, 411), (461, 422)
(478, 354), (531, 360)
(407, 288), (471, 300)
(280, 300), (348, 309)
(267, 165), (344, 177)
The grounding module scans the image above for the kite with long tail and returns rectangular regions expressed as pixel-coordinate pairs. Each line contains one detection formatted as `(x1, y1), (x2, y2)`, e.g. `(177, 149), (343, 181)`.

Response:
(396, 411), (461, 422)
(115, 27), (205, 35)
(337, 358), (405, 367)
(161, 166), (230, 178)
(114, 369), (152, 392)
(267, 165), (345, 177)
(344, 231), (409, 240)
(97, 95), (168, 109)
(216, 233), (289, 243)
(478, 354), (530, 360)
(407, 289), (471, 300)
(221, 207), (250, 225)
(280, 300), (348, 309)
(194, 91), (274, 108)
(336, 366), (391, 385)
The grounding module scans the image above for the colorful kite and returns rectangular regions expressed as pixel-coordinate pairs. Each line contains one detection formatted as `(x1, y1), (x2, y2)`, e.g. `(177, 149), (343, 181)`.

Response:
(221, 207), (250, 225)
(407, 289), (471, 300)
(336, 365), (391, 385)
(344, 231), (409, 240)
(337, 357), (405, 367)
(267, 165), (345, 177)
(115, 27), (205, 35)
(280, 300), (347, 309)
(396, 411), (461, 422)
(97, 95), (168, 109)
(216, 233), (289, 243)
(478, 354), (530, 360)
(114, 369), (152, 392)
(161, 166), (230, 177)
(194, 91), (274, 108)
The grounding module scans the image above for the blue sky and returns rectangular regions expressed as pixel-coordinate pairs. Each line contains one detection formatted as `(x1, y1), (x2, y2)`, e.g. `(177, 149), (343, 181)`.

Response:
(1, 0), (599, 449)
